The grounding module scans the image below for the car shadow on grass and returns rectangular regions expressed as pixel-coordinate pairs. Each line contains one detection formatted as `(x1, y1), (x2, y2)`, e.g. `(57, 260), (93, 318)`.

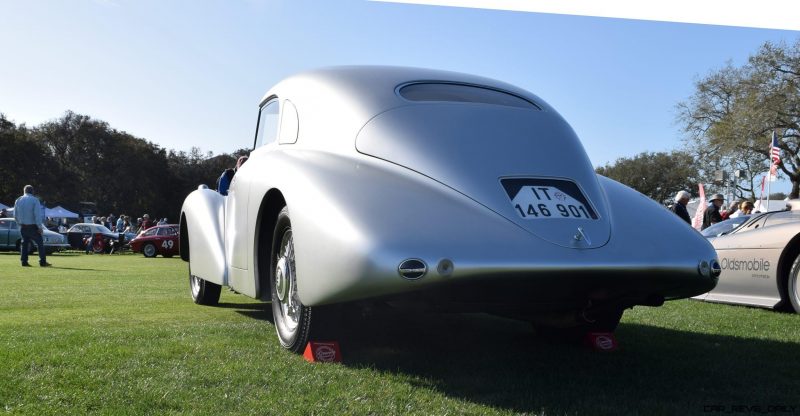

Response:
(319, 310), (799, 415)
(232, 304), (274, 323)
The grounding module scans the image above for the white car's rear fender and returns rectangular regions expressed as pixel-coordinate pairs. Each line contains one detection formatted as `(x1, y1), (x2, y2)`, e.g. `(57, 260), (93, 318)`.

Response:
(181, 187), (227, 286)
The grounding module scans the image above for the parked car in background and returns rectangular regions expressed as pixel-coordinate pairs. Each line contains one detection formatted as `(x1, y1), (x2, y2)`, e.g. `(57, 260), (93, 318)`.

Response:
(181, 66), (720, 353)
(701, 215), (752, 238)
(66, 223), (124, 254)
(129, 224), (179, 258)
(0, 218), (70, 254)
(697, 204), (800, 312)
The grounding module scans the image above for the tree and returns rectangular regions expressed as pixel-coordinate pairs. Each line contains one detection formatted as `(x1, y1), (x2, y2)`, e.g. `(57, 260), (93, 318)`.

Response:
(678, 39), (800, 198)
(595, 151), (702, 204)
(0, 110), (248, 222)
(0, 114), (65, 207)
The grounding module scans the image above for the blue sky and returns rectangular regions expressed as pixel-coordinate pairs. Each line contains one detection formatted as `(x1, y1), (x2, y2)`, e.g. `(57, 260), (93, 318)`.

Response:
(0, 0), (797, 190)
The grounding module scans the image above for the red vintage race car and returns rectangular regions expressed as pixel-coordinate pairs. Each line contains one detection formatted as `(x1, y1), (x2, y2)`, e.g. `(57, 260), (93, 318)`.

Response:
(129, 224), (180, 258)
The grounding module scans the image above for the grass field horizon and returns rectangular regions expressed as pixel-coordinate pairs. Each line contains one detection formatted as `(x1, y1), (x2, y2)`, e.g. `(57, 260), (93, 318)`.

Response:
(1, 251), (799, 415)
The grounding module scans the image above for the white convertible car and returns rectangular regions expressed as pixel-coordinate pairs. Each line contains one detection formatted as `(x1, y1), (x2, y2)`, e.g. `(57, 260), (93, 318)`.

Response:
(180, 66), (720, 352)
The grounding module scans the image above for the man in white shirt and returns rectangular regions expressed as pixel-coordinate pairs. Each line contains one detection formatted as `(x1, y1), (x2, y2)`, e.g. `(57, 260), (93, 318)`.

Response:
(13, 185), (50, 267)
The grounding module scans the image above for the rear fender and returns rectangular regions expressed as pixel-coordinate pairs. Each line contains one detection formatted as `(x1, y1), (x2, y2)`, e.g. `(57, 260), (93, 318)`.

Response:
(181, 187), (227, 286)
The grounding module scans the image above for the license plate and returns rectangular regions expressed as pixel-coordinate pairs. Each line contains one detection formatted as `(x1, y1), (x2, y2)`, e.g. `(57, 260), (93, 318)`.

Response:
(501, 178), (597, 220)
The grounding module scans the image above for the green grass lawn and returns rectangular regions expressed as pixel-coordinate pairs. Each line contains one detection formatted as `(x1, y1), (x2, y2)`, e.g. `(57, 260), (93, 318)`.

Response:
(1, 251), (799, 415)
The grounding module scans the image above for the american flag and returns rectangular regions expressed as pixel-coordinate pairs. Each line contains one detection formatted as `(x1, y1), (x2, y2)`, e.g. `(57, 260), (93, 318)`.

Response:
(771, 131), (781, 165)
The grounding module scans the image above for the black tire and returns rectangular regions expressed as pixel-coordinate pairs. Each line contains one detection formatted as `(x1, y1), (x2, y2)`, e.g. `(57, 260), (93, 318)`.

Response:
(270, 206), (314, 353)
(190, 272), (221, 306)
(787, 254), (800, 313)
(143, 243), (157, 258)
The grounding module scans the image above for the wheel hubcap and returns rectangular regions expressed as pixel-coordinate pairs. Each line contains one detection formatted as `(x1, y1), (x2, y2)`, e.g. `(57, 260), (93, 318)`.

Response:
(145, 245), (155, 256)
(275, 257), (289, 302)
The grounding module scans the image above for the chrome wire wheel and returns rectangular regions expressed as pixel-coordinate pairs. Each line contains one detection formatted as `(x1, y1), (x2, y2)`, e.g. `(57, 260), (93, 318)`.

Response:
(190, 273), (201, 300)
(274, 229), (301, 337)
(270, 207), (312, 352)
(790, 258), (800, 313)
(188, 271), (221, 305)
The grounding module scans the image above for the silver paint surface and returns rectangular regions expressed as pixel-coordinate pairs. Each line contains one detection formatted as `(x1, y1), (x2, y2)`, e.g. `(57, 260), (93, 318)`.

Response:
(181, 66), (719, 308)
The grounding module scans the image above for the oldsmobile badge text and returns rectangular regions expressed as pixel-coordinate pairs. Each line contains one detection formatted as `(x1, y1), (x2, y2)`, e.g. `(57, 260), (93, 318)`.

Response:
(720, 258), (771, 279)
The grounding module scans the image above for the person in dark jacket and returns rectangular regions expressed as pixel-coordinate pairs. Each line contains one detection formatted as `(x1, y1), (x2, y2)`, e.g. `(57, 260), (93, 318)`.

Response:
(217, 155), (249, 196)
(671, 190), (692, 224)
(702, 194), (725, 230)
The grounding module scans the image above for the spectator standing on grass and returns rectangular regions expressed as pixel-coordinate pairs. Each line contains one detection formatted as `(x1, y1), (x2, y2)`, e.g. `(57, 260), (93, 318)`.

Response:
(141, 214), (153, 231)
(737, 201), (754, 216)
(116, 215), (125, 232)
(671, 190), (692, 224)
(702, 194), (725, 230)
(13, 185), (50, 267)
(721, 201), (739, 221)
(124, 217), (137, 234)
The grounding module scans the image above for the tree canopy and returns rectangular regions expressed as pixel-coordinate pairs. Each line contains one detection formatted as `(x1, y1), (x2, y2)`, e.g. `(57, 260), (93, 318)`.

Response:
(0, 111), (242, 221)
(678, 39), (800, 198)
(595, 151), (701, 204)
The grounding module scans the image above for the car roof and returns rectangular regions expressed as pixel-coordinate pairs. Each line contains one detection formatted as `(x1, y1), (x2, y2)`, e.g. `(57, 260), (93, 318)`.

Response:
(259, 66), (566, 151)
(262, 66), (550, 111)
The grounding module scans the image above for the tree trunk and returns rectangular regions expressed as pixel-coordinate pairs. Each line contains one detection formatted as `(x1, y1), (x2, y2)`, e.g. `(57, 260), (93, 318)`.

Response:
(791, 177), (800, 199)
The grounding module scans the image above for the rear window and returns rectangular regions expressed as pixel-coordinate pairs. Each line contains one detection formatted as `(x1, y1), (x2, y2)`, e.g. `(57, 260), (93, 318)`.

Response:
(398, 83), (539, 109)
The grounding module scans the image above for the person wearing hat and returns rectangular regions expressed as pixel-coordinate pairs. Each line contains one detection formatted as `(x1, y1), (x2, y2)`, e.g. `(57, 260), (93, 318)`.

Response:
(702, 193), (725, 230)
(671, 190), (692, 224)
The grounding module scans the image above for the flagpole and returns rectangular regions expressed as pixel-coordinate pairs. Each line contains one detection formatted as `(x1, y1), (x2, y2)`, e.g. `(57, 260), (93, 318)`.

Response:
(766, 130), (775, 212)
(766, 168), (772, 212)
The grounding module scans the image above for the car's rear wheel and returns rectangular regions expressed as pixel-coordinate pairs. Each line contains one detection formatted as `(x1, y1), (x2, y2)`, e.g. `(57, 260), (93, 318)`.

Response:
(787, 254), (800, 313)
(270, 207), (313, 353)
(190, 270), (221, 305)
(143, 243), (157, 258)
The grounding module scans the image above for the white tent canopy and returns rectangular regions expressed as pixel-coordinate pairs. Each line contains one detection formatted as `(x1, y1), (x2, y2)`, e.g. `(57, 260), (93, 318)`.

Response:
(45, 206), (79, 218)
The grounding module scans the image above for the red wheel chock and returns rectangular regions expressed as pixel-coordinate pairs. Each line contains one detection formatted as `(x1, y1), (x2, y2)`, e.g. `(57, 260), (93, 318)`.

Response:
(303, 341), (342, 363)
(585, 332), (619, 351)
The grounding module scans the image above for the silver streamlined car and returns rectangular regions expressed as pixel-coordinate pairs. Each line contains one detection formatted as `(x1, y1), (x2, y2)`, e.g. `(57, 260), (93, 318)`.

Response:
(180, 66), (720, 352)
(697, 204), (800, 312)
